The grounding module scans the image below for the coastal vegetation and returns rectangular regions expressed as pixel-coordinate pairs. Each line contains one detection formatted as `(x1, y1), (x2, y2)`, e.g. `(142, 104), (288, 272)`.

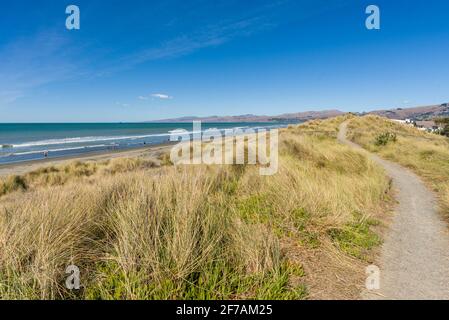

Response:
(347, 115), (449, 220)
(435, 117), (449, 137)
(0, 116), (391, 300)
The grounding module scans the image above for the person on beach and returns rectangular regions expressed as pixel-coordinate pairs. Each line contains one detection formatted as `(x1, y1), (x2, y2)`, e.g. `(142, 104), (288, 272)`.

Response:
(43, 151), (48, 158)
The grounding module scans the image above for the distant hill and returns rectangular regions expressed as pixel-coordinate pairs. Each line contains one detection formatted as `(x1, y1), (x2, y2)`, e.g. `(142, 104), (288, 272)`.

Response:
(366, 103), (449, 120)
(149, 109), (344, 123)
(148, 103), (449, 123)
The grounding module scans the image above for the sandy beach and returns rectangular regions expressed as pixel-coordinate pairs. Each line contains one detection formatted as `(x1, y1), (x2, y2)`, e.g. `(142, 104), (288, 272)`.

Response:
(0, 143), (174, 177)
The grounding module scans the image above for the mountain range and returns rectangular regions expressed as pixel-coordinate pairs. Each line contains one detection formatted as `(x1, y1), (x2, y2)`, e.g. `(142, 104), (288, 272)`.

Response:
(149, 103), (449, 123)
(150, 110), (344, 123)
(365, 103), (449, 120)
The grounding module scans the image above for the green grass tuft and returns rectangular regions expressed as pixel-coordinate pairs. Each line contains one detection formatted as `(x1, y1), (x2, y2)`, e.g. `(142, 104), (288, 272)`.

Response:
(328, 217), (381, 261)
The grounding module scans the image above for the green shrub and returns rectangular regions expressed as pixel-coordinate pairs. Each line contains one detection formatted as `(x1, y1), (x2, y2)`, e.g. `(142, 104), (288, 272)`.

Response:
(374, 132), (397, 146)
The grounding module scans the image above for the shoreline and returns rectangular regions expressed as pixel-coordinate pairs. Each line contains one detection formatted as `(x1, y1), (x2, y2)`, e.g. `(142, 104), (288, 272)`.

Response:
(0, 142), (175, 177)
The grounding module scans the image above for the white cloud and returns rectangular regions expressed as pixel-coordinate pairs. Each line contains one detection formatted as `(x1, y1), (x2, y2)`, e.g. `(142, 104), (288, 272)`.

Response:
(137, 93), (172, 101)
(151, 93), (173, 100)
(116, 102), (130, 107)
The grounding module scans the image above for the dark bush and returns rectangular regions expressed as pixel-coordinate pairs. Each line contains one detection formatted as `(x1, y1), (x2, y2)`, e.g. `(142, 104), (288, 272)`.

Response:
(374, 132), (397, 146)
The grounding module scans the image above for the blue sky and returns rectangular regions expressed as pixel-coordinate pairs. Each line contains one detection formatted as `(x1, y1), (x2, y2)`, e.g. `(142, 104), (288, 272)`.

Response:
(1, 0), (449, 122)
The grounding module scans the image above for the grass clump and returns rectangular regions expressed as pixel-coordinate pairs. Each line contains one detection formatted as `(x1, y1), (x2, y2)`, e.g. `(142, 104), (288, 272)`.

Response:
(374, 132), (397, 146)
(158, 153), (174, 166)
(237, 194), (273, 224)
(0, 175), (27, 196)
(328, 217), (381, 261)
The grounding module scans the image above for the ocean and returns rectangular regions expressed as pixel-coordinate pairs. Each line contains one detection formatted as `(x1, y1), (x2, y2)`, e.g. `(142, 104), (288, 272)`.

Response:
(0, 122), (290, 165)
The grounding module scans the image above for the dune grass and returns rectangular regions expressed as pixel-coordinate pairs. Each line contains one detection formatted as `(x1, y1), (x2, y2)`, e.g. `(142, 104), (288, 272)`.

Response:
(347, 115), (449, 220)
(0, 117), (391, 300)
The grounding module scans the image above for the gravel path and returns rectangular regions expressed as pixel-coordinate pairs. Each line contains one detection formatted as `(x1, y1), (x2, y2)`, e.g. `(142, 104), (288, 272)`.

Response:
(338, 121), (449, 300)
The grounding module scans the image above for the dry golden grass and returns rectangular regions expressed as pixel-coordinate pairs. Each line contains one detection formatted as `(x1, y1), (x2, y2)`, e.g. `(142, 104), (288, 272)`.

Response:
(0, 117), (391, 300)
(1, 166), (286, 300)
(0, 158), (159, 198)
(347, 115), (449, 220)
